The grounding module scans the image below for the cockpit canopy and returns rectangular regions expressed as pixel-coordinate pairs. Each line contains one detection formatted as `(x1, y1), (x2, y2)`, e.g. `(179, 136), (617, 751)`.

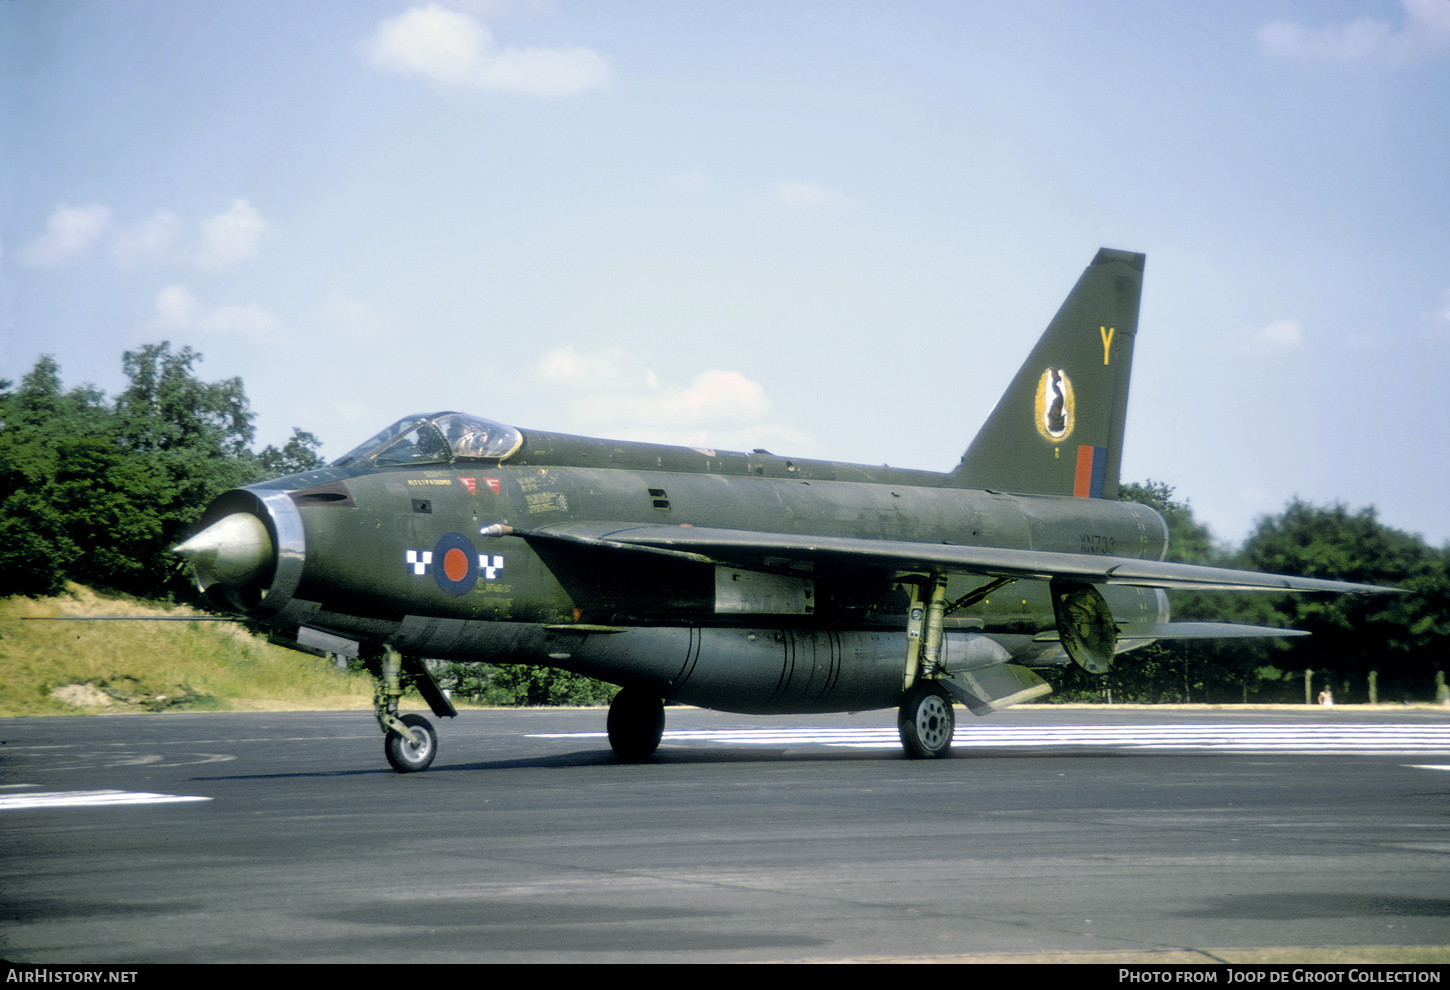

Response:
(331, 412), (523, 468)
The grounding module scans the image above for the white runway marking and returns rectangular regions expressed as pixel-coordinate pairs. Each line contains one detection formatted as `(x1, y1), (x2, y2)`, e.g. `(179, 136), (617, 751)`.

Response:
(0, 789), (212, 811)
(532, 723), (1450, 756)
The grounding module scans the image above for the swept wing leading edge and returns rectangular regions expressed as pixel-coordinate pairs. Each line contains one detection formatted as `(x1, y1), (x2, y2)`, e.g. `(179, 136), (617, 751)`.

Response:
(515, 523), (1400, 596)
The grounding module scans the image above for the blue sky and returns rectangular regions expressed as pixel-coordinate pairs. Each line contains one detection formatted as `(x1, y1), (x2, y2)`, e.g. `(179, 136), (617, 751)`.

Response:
(4, 0), (1449, 548)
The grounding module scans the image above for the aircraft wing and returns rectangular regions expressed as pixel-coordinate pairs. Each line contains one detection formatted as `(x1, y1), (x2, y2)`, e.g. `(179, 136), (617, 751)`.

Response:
(1042, 623), (1311, 642)
(515, 523), (1401, 596)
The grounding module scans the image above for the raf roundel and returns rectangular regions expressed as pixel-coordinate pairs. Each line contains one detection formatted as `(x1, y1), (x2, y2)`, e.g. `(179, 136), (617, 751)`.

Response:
(432, 532), (478, 596)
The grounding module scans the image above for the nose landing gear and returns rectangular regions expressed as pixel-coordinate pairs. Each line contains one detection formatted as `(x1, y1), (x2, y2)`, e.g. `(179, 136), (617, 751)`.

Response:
(370, 646), (457, 773)
(385, 713), (437, 772)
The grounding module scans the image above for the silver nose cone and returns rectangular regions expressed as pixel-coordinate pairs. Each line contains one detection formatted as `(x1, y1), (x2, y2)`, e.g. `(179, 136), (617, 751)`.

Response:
(174, 512), (273, 589)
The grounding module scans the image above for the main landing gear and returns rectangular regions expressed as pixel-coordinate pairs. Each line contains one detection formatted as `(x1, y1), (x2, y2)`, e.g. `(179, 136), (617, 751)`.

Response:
(895, 572), (967, 760)
(370, 646), (457, 773)
(607, 689), (665, 762)
(898, 681), (955, 759)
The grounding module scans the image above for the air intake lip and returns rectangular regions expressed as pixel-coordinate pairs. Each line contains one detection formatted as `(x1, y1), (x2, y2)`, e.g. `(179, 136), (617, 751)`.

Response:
(175, 487), (306, 619)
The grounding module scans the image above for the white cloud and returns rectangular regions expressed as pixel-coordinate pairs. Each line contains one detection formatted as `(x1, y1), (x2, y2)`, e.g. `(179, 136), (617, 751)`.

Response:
(1243, 318), (1306, 351)
(152, 284), (199, 328)
(362, 4), (610, 97)
(580, 369), (771, 426)
(195, 200), (268, 271)
(1258, 0), (1450, 65)
(111, 209), (183, 267)
(20, 203), (112, 266)
(534, 345), (784, 447)
(1257, 17), (1395, 63)
(149, 283), (282, 339)
(773, 180), (846, 209)
(23, 201), (268, 271)
(537, 344), (657, 391)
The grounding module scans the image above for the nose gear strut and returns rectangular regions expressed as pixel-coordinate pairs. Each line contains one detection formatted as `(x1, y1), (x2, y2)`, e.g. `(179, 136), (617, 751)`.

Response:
(368, 645), (457, 773)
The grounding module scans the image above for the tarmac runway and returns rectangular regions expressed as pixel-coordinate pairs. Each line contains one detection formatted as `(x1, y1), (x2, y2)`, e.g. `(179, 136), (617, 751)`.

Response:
(2, 705), (1448, 964)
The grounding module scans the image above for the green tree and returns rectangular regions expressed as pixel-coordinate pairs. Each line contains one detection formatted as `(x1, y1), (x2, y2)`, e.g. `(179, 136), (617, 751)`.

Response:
(48, 436), (171, 592)
(0, 359), (119, 595)
(0, 345), (327, 598)
(431, 661), (618, 707)
(106, 343), (264, 593)
(259, 428), (325, 478)
(116, 343), (254, 456)
(114, 343), (260, 523)
(0, 488), (76, 597)
(1236, 501), (1444, 702)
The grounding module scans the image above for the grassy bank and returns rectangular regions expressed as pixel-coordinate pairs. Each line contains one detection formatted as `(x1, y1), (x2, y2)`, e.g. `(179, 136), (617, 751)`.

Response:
(0, 585), (375, 716)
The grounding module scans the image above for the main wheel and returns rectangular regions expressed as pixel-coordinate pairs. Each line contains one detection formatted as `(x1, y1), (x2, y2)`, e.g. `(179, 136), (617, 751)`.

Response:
(385, 713), (437, 773)
(898, 682), (956, 759)
(607, 690), (665, 762)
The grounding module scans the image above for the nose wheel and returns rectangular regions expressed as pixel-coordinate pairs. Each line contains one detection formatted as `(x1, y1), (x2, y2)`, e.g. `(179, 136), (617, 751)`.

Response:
(385, 713), (437, 773)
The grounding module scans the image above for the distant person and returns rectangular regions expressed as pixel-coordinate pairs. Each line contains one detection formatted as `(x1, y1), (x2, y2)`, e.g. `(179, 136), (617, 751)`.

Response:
(1318, 688), (1334, 707)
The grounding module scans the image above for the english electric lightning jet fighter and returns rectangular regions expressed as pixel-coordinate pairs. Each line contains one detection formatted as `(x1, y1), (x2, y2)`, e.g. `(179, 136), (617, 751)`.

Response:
(175, 249), (1394, 772)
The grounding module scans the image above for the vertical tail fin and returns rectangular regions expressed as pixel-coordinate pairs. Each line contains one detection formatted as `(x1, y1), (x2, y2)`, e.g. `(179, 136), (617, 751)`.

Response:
(948, 248), (1144, 498)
